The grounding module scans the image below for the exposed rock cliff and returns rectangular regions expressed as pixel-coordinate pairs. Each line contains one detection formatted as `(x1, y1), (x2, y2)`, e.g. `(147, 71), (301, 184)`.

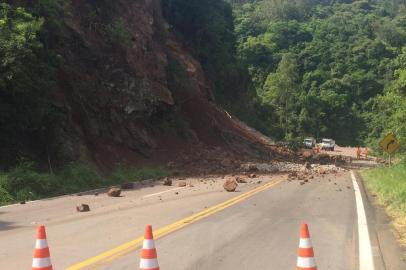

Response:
(51, 0), (283, 171)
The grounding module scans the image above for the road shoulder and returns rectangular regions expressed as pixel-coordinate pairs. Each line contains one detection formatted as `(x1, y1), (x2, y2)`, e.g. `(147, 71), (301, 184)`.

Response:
(355, 171), (406, 270)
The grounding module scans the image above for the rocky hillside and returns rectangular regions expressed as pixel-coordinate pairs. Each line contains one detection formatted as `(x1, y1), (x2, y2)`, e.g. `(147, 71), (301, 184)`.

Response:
(40, 0), (285, 172)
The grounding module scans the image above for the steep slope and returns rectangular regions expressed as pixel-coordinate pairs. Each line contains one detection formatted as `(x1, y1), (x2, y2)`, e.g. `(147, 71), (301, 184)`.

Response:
(50, 0), (287, 172)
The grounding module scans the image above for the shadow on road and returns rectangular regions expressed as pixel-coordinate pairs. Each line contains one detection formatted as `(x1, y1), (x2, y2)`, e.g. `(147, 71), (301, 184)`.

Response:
(0, 212), (19, 231)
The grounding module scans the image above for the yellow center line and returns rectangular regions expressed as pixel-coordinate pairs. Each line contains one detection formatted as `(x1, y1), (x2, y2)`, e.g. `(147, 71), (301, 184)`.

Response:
(66, 179), (284, 270)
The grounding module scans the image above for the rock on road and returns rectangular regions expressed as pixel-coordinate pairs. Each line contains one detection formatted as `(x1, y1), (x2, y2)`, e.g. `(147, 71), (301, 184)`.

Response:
(101, 172), (358, 270)
(0, 170), (405, 269)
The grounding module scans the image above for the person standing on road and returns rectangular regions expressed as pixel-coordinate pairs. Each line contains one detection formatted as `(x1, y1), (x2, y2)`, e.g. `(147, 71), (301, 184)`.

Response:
(364, 148), (369, 160)
(356, 147), (361, 160)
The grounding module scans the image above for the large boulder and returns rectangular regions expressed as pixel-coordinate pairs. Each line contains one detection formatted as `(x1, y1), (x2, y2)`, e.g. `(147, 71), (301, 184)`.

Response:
(107, 187), (122, 197)
(223, 179), (238, 192)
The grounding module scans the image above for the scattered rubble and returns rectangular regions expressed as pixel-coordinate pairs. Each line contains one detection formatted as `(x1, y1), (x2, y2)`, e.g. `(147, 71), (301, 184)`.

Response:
(248, 174), (257, 178)
(107, 188), (122, 197)
(288, 171), (298, 179)
(76, 204), (90, 212)
(223, 179), (238, 192)
(247, 164), (259, 172)
(242, 161), (346, 175)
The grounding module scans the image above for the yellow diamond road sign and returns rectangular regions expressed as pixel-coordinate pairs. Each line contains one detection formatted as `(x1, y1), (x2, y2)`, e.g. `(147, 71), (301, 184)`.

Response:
(379, 133), (400, 154)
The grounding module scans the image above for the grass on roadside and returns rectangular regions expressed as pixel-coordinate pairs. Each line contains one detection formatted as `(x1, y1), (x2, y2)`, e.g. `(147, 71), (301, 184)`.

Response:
(0, 161), (169, 206)
(361, 161), (406, 248)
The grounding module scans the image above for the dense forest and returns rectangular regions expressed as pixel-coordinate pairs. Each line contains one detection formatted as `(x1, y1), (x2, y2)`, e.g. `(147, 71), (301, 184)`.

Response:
(161, 0), (406, 149)
(228, 0), (406, 148)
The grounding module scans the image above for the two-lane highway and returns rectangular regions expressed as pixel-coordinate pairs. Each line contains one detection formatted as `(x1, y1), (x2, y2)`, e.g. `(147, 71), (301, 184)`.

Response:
(1, 170), (405, 269)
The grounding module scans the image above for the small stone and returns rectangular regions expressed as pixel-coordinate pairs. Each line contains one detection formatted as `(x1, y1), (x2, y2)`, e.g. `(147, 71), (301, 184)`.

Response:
(256, 180), (262, 184)
(20, 201), (26, 205)
(94, 192), (99, 196)
(249, 174), (257, 179)
(76, 204), (90, 212)
(236, 177), (247, 183)
(177, 181), (187, 187)
(175, 192), (179, 195)
(107, 188), (122, 197)
(163, 177), (172, 186)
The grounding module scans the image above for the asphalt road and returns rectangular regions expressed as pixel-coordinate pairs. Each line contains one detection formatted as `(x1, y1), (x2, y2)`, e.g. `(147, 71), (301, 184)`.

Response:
(100, 172), (358, 270)
(1, 170), (405, 269)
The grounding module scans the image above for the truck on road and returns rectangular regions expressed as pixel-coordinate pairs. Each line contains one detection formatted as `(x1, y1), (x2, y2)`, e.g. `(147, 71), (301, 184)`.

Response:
(321, 138), (335, 151)
(303, 138), (316, 149)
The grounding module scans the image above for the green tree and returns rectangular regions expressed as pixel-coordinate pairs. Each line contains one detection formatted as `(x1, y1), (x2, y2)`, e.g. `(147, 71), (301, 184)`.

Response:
(262, 53), (300, 138)
(0, 3), (61, 168)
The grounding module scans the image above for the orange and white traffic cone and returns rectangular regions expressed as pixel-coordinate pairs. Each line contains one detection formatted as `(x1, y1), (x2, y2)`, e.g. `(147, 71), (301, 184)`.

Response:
(32, 225), (53, 270)
(296, 223), (317, 270)
(139, 225), (160, 270)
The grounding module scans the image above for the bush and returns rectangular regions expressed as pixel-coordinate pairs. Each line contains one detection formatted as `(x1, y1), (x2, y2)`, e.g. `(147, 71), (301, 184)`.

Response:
(0, 176), (13, 205)
(111, 164), (168, 184)
(0, 160), (169, 206)
(58, 162), (101, 193)
(4, 162), (57, 199)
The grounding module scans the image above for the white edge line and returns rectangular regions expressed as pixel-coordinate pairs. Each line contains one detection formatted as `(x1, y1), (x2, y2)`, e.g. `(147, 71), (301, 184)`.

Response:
(142, 187), (185, 199)
(351, 170), (375, 270)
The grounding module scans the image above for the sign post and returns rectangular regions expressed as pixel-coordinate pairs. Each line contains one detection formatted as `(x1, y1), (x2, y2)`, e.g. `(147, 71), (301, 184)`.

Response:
(379, 133), (400, 165)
